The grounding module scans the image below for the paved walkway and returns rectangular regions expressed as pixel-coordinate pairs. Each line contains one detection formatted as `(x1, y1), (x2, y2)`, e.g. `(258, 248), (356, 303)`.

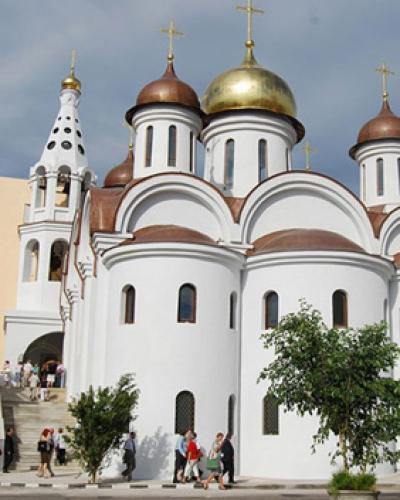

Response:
(1, 468), (400, 492)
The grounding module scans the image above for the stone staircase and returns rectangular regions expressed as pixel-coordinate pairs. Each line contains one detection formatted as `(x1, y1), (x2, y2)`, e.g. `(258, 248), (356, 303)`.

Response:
(1, 387), (80, 472)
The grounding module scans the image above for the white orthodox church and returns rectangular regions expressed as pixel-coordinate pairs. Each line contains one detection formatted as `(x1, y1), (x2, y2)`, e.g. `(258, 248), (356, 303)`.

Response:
(5, 4), (400, 480)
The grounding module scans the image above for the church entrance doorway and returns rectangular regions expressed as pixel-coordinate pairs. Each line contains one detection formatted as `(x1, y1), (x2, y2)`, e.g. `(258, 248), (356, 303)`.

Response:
(23, 331), (64, 369)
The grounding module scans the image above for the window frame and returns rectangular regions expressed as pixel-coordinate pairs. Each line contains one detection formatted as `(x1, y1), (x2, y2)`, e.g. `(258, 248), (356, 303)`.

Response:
(177, 284), (197, 323)
(263, 395), (279, 435)
(168, 125), (177, 167)
(332, 289), (348, 328)
(145, 126), (153, 167)
(264, 291), (279, 329)
(377, 158), (384, 196)
(258, 139), (267, 182)
(224, 139), (235, 189)
(122, 285), (136, 324)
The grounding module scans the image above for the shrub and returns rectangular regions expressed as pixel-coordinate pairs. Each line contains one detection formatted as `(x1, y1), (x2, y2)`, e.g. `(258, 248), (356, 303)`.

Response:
(328, 470), (376, 494)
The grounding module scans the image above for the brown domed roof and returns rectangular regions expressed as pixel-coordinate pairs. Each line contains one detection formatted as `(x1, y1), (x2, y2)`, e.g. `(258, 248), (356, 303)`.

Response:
(136, 61), (200, 109)
(350, 100), (400, 158)
(248, 229), (364, 256)
(121, 225), (215, 246)
(104, 149), (134, 188)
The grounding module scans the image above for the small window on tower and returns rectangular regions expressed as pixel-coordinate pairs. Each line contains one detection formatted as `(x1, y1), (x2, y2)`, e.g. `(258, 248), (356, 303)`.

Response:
(76, 130), (82, 138)
(53, 128), (59, 134)
(178, 284), (196, 323)
(78, 145), (85, 155)
(48, 240), (68, 281)
(264, 291), (278, 329)
(145, 126), (153, 167)
(377, 158), (384, 196)
(66, 116), (71, 120)
(168, 125), (177, 167)
(35, 167), (47, 208)
(258, 139), (267, 182)
(61, 141), (72, 150)
(47, 141), (56, 150)
(122, 285), (135, 324)
(333, 290), (348, 328)
(64, 127), (72, 134)
(23, 240), (40, 282)
(224, 139), (234, 189)
(189, 132), (194, 173)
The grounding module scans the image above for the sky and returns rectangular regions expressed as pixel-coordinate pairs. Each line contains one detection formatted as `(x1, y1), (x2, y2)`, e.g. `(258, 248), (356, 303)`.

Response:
(1, 0), (400, 196)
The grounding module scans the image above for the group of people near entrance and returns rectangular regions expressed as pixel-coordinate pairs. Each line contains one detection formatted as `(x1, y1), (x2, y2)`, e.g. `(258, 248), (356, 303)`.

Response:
(2, 359), (66, 401)
(174, 430), (234, 490)
(37, 427), (67, 478)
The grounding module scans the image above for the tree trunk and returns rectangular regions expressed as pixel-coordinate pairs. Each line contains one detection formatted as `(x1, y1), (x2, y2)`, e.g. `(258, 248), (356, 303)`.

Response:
(90, 471), (97, 484)
(339, 430), (349, 471)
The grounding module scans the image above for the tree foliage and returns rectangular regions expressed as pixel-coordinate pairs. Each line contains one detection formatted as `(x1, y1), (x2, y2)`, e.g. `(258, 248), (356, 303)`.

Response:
(66, 373), (139, 483)
(259, 300), (400, 471)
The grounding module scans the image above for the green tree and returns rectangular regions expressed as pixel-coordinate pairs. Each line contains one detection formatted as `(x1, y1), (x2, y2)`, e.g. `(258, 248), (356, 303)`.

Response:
(259, 301), (400, 472)
(66, 373), (139, 483)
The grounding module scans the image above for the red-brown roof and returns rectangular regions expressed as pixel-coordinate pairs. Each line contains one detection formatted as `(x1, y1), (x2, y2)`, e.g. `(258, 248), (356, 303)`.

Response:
(350, 100), (400, 158)
(120, 225), (215, 246)
(247, 229), (365, 256)
(104, 149), (134, 188)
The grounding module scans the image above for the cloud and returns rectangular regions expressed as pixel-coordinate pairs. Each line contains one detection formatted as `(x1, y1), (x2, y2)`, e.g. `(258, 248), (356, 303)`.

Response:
(1, 0), (400, 195)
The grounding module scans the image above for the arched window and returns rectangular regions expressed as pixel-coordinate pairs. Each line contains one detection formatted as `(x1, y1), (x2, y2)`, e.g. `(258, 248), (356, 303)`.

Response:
(122, 285), (135, 324)
(263, 395), (279, 435)
(175, 391), (195, 434)
(168, 125), (177, 166)
(48, 240), (68, 281)
(23, 240), (40, 282)
(258, 139), (267, 182)
(264, 291), (278, 329)
(189, 132), (194, 173)
(228, 394), (235, 435)
(55, 166), (71, 207)
(229, 292), (237, 330)
(145, 126), (153, 167)
(332, 290), (348, 328)
(178, 284), (196, 323)
(224, 139), (234, 189)
(377, 158), (384, 196)
(35, 166), (47, 208)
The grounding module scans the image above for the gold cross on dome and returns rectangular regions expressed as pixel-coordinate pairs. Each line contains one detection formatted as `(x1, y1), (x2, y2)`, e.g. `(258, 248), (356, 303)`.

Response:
(161, 20), (184, 62)
(303, 141), (315, 171)
(236, 0), (264, 47)
(376, 62), (394, 101)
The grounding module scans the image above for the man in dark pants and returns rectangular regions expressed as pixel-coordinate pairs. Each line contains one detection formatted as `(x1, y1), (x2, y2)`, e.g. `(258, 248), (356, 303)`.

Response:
(121, 432), (136, 481)
(3, 427), (14, 473)
(221, 432), (235, 484)
(173, 431), (187, 483)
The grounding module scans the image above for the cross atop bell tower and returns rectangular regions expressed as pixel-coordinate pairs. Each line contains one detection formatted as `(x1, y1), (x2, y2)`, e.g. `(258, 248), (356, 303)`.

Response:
(236, 0), (264, 48)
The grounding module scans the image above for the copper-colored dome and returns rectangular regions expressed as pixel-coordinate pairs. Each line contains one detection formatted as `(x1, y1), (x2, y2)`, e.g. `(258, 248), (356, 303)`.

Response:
(350, 100), (400, 158)
(136, 61), (200, 109)
(248, 229), (364, 256)
(104, 149), (134, 188)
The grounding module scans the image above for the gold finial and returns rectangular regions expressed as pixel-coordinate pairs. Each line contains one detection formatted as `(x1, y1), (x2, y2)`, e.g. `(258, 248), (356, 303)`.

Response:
(161, 20), (184, 62)
(303, 141), (315, 171)
(376, 62), (394, 101)
(61, 49), (81, 92)
(236, 0), (264, 48)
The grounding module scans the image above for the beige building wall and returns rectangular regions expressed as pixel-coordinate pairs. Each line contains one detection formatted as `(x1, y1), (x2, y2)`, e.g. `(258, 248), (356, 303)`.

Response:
(0, 177), (30, 364)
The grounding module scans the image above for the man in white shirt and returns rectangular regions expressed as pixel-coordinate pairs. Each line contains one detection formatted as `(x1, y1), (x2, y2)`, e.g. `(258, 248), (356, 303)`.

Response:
(29, 372), (39, 400)
(23, 360), (32, 388)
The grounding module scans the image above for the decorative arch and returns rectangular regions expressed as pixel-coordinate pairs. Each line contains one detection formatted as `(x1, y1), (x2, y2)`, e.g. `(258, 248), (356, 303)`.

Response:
(23, 240), (40, 282)
(48, 240), (68, 281)
(114, 175), (234, 242)
(23, 331), (64, 368)
(175, 390), (195, 434)
(379, 208), (400, 255)
(239, 172), (376, 252)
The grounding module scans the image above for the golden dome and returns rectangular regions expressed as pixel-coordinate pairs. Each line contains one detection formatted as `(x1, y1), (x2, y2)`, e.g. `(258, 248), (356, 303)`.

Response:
(201, 46), (296, 118)
(61, 70), (81, 92)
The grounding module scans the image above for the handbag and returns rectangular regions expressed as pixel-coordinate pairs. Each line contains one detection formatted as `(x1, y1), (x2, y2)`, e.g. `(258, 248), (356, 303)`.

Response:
(206, 457), (220, 470)
(37, 441), (49, 453)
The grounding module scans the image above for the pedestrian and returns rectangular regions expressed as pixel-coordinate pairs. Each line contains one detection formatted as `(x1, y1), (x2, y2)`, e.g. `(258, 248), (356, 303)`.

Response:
(29, 371), (39, 401)
(23, 360), (32, 388)
(40, 374), (48, 401)
(37, 428), (51, 478)
(3, 361), (11, 389)
(173, 430), (187, 483)
(182, 433), (201, 483)
(54, 428), (66, 465)
(32, 363), (39, 376)
(56, 362), (65, 388)
(203, 432), (226, 490)
(14, 362), (22, 388)
(2, 427), (14, 473)
(221, 432), (235, 484)
(121, 431), (136, 481)
(47, 428), (55, 477)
